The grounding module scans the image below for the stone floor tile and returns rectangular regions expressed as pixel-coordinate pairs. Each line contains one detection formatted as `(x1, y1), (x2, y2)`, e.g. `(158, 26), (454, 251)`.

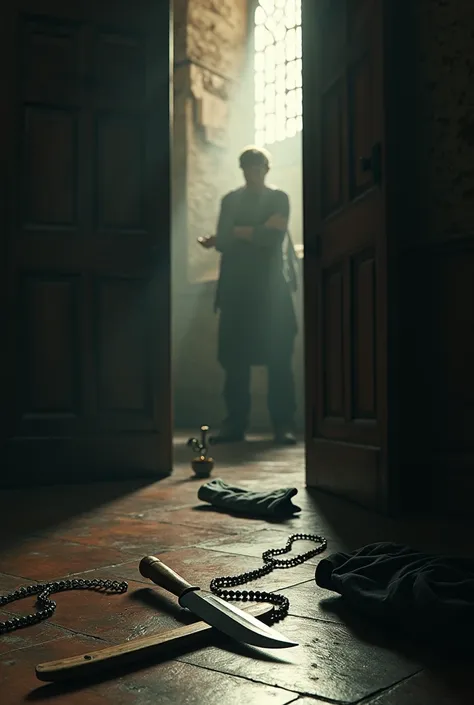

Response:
(281, 580), (345, 624)
(5, 577), (184, 643)
(0, 537), (131, 582)
(40, 516), (222, 554)
(99, 546), (316, 594)
(196, 528), (341, 565)
(366, 669), (474, 704)
(0, 635), (302, 705)
(0, 611), (68, 656)
(148, 505), (278, 533)
(178, 614), (420, 703)
(0, 573), (29, 594)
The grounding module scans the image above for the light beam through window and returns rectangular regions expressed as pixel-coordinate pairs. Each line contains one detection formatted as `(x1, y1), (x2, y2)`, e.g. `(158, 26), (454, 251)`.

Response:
(254, 0), (302, 146)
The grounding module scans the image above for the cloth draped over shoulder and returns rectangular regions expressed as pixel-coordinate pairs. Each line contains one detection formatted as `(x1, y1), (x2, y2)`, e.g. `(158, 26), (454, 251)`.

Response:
(214, 186), (298, 368)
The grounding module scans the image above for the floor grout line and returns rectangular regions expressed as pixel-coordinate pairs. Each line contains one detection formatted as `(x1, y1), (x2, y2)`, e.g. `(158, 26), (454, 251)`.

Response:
(173, 656), (350, 704)
(355, 669), (424, 704)
(195, 544), (323, 563)
(0, 623), (109, 659)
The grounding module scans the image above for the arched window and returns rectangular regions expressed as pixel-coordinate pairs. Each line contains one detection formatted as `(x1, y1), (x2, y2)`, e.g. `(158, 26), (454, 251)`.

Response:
(254, 0), (302, 146)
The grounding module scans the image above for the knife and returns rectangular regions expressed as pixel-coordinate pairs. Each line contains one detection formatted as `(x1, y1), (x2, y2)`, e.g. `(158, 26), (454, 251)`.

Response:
(35, 602), (273, 682)
(139, 555), (297, 649)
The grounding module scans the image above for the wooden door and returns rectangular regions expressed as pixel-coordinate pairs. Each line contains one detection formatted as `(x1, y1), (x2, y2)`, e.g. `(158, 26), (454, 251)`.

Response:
(1, 0), (172, 484)
(302, 0), (398, 512)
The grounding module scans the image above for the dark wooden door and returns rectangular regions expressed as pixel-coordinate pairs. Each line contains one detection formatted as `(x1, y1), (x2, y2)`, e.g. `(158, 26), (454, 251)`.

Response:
(302, 0), (395, 511)
(1, 0), (171, 484)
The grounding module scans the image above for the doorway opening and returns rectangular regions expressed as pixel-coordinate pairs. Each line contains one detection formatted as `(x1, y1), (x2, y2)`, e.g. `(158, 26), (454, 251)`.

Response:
(171, 0), (304, 460)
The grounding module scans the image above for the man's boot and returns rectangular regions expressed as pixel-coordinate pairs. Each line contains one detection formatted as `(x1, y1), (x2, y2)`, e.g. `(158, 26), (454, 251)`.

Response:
(274, 427), (297, 445)
(210, 421), (246, 444)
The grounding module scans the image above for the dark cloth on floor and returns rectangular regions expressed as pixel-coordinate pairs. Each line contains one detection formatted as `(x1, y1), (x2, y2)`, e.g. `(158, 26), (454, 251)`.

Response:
(215, 185), (297, 368)
(315, 541), (474, 640)
(198, 478), (301, 519)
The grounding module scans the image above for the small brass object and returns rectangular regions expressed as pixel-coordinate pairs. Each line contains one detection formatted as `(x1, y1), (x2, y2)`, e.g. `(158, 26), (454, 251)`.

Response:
(187, 425), (214, 478)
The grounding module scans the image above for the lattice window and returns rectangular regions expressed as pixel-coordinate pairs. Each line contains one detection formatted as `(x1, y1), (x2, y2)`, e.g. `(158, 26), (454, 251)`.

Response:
(254, 0), (302, 146)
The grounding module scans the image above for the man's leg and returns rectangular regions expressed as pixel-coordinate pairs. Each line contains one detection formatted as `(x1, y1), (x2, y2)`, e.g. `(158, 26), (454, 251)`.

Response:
(267, 351), (297, 445)
(213, 362), (251, 443)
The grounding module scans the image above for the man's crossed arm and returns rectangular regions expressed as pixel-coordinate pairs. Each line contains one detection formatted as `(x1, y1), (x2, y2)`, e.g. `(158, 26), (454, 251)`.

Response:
(198, 213), (288, 249)
(232, 213), (289, 243)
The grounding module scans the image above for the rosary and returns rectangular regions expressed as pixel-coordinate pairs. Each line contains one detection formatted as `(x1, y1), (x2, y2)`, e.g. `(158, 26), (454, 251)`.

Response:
(0, 533), (327, 633)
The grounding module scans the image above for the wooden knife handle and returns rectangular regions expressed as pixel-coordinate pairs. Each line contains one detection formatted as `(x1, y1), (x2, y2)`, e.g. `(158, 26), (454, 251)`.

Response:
(35, 602), (272, 682)
(139, 556), (199, 598)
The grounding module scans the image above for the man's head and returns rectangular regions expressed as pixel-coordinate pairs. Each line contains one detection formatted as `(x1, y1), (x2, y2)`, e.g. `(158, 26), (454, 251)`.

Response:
(239, 146), (270, 188)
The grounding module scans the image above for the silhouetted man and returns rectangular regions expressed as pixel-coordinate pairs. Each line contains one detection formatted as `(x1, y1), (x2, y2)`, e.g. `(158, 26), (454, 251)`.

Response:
(199, 147), (297, 445)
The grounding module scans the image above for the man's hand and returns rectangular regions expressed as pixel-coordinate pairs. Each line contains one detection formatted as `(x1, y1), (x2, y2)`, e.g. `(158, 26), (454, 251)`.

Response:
(233, 226), (254, 241)
(264, 213), (288, 231)
(197, 235), (216, 249)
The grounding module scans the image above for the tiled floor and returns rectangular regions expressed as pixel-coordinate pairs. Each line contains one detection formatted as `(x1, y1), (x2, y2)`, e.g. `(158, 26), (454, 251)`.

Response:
(0, 436), (473, 704)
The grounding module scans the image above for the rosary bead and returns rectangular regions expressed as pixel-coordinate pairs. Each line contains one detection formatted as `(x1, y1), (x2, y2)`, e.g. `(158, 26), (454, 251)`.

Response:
(1, 535), (326, 634)
(208, 533), (326, 623)
(0, 577), (128, 633)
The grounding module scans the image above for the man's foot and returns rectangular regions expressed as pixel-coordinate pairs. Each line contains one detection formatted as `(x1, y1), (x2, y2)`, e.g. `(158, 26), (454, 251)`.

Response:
(209, 428), (246, 444)
(274, 430), (297, 446)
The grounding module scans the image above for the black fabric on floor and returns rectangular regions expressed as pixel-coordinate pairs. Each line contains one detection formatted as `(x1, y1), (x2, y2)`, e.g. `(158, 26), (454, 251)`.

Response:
(197, 478), (301, 519)
(315, 542), (474, 640)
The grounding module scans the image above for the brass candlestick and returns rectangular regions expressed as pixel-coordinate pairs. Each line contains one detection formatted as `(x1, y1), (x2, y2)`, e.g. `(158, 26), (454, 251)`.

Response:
(187, 425), (214, 478)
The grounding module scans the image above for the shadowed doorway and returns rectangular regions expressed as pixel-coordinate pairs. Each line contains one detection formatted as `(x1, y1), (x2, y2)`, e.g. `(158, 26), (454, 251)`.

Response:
(171, 0), (305, 449)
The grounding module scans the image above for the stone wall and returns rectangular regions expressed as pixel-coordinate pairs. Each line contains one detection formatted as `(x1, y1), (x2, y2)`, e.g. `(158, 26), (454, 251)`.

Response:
(172, 0), (252, 285)
(173, 0), (188, 63)
(187, 0), (251, 284)
(187, 0), (247, 75)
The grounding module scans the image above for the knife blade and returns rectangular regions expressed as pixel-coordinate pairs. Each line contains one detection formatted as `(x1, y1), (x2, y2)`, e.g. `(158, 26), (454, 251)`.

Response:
(139, 555), (297, 649)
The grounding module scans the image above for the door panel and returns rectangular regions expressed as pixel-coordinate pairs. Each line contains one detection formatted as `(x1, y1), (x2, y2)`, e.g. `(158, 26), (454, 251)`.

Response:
(322, 266), (344, 419)
(2, 0), (171, 483)
(96, 115), (145, 230)
(303, 0), (387, 510)
(351, 250), (377, 420)
(321, 82), (344, 216)
(95, 276), (154, 425)
(20, 275), (81, 422)
(23, 107), (78, 227)
(22, 18), (80, 104)
(348, 55), (373, 197)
